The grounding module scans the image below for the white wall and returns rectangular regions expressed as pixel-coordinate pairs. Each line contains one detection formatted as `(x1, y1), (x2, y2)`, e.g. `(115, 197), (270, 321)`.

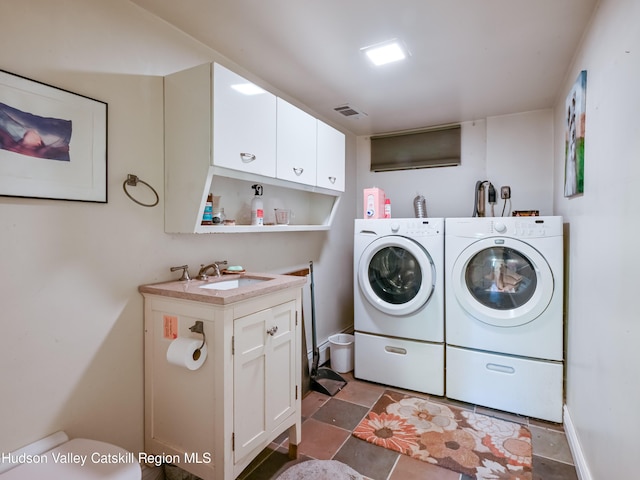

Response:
(487, 110), (554, 216)
(554, 0), (640, 478)
(0, 0), (355, 454)
(356, 111), (554, 219)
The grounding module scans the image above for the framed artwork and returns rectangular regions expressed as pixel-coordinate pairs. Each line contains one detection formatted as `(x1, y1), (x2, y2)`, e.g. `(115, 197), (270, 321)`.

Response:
(0, 69), (107, 202)
(564, 70), (587, 198)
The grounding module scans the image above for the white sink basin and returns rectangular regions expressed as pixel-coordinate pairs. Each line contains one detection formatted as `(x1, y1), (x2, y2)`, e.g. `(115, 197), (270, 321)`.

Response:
(199, 277), (268, 291)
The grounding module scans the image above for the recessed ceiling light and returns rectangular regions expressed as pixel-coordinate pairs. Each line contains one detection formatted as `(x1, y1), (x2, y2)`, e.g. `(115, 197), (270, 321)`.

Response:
(361, 39), (409, 66)
(231, 83), (266, 95)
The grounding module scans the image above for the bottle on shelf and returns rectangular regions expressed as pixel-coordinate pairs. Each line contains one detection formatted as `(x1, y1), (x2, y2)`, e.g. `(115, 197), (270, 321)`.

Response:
(384, 198), (391, 218)
(202, 193), (214, 225)
(251, 184), (264, 226)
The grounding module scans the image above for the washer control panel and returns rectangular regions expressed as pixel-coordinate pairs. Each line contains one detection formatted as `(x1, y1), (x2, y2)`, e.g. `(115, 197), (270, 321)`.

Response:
(393, 220), (442, 237)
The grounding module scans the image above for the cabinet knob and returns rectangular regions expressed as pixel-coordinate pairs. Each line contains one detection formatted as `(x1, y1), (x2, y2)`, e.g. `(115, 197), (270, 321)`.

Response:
(240, 152), (256, 163)
(328, 176), (336, 184)
(266, 326), (278, 336)
(293, 167), (304, 176)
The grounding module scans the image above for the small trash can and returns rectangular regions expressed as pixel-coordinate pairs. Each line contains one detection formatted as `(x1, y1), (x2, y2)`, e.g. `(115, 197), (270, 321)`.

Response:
(328, 333), (355, 373)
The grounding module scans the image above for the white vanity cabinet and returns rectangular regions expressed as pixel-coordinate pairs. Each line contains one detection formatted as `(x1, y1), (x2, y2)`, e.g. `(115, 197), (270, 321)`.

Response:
(141, 287), (302, 480)
(276, 98), (317, 186)
(233, 301), (297, 461)
(164, 62), (346, 234)
(213, 63), (277, 177)
(317, 120), (346, 192)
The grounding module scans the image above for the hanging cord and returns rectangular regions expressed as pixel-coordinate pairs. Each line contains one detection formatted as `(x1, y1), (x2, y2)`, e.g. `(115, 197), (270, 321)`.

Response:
(488, 183), (497, 217)
(501, 198), (512, 217)
(123, 174), (159, 207)
(472, 180), (492, 217)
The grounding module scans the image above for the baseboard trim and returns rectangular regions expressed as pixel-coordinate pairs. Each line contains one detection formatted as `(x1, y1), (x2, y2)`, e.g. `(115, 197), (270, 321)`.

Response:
(307, 339), (331, 366)
(563, 404), (592, 480)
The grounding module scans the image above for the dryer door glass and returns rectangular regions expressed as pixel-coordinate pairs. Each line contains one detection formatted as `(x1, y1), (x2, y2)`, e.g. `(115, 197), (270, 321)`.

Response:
(368, 246), (422, 304)
(465, 247), (537, 310)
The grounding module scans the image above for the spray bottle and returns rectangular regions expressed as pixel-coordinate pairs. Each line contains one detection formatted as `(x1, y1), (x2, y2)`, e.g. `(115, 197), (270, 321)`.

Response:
(251, 184), (264, 226)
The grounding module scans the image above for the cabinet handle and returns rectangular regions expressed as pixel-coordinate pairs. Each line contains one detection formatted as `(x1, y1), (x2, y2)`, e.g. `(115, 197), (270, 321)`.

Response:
(328, 176), (336, 184)
(384, 346), (407, 355)
(486, 363), (515, 374)
(240, 152), (256, 163)
(266, 326), (278, 336)
(293, 167), (304, 176)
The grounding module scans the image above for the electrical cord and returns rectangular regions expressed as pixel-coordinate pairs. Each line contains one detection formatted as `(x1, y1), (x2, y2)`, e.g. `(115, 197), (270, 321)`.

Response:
(501, 198), (512, 217)
(473, 180), (495, 217)
(488, 183), (496, 217)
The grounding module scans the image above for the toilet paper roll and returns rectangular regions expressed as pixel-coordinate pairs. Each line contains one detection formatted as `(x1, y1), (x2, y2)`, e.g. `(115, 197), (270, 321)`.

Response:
(166, 338), (207, 370)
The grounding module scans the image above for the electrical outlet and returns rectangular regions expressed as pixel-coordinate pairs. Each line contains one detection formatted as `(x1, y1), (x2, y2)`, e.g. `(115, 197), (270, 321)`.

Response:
(501, 186), (511, 199)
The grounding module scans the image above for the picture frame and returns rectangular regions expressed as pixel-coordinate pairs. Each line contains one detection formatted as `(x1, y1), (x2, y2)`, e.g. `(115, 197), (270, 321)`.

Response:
(564, 70), (587, 198)
(0, 69), (107, 203)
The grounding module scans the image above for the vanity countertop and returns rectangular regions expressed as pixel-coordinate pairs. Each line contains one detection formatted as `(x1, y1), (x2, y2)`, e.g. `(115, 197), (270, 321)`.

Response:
(139, 272), (307, 305)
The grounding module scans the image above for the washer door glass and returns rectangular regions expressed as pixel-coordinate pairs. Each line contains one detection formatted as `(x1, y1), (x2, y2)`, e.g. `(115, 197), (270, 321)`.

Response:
(451, 237), (554, 327)
(465, 247), (537, 310)
(359, 236), (435, 316)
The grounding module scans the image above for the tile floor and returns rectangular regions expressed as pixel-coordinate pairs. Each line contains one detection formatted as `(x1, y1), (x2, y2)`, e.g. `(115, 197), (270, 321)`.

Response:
(238, 373), (578, 480)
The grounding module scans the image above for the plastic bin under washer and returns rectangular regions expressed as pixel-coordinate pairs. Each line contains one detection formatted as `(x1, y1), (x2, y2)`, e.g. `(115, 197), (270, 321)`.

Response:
(446, 345), (563, 422)
(355, 332), (444, 395)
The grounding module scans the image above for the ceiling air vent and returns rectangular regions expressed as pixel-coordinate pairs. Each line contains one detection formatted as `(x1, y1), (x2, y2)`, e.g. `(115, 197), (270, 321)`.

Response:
(334, 104), (367, 120)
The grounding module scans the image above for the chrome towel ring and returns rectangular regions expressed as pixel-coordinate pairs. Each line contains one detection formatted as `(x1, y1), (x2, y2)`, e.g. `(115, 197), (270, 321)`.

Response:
(123, 174), (159, 207)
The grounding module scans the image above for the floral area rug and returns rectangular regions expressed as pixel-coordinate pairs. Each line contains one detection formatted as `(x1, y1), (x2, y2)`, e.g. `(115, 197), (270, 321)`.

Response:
(352, 390), (532, 479)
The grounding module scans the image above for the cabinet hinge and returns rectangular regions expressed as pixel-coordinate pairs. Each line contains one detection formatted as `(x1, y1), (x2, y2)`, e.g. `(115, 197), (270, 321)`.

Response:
(295, 311), (298, 326)
(232, 433), (235, 451)
(295, 385), (298, 400)
(232, 336), (234, 355)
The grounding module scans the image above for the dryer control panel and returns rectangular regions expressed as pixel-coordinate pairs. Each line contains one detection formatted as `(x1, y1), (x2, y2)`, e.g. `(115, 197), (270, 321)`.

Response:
(445, 217), (562, 239)
(492, 217), (562, 238)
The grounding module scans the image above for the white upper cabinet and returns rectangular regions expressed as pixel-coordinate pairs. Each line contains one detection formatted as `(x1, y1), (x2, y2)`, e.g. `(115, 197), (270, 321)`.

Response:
(213, 63), (277, 177)
(317, 120), (346, 192)
(164, 62), (345, 233)
(276, 98), (317, 186)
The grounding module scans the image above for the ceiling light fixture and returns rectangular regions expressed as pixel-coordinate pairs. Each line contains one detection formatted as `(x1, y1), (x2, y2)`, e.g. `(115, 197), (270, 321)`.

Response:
(361, 38), (409, 66)
(231, 83), (266, 95)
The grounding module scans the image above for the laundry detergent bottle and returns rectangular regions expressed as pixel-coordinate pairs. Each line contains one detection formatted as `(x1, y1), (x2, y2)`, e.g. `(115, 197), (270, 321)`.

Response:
(251, 184), (264, 226)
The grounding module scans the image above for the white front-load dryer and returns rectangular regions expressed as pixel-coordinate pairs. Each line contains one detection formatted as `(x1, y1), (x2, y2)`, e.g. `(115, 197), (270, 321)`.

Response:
(445, 216), (564, 422)
(354, 218), (444, 395)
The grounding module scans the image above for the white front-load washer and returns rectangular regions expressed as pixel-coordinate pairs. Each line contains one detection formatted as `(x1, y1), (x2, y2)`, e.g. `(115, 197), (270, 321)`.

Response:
(445, 216), (564, 422)
(354, 218), (444, 395)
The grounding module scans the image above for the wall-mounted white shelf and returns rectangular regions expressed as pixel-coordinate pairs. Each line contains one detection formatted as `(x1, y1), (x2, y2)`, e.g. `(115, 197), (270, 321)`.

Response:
(196, 174), (341, 233)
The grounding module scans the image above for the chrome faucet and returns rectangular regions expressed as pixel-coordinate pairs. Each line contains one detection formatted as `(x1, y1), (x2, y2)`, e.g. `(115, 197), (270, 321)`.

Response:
(197, 261), (228, 280)
(170, 265), (191, 281)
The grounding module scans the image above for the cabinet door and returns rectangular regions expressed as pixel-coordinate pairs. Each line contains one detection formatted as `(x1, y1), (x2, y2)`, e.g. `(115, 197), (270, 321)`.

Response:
(213, 63), (277, 177)
(276, 98), (317, 186)
(316, 120), (345, 191)
(233, 301), (296, 463)
(267, 301), (297, 428)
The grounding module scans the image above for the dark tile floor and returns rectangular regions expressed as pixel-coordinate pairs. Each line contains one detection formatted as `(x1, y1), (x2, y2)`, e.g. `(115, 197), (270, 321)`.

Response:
(238, 373), (578, 480)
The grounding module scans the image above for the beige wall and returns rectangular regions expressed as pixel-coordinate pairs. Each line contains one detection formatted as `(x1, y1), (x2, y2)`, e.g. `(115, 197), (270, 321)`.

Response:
(0, 0), (355, 453)
(356, 110), (555, 219)
(554, 0), (640, 478)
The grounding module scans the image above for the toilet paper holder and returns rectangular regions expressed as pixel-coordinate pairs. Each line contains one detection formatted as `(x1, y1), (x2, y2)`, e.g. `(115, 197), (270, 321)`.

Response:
(189, 321), (206, 352)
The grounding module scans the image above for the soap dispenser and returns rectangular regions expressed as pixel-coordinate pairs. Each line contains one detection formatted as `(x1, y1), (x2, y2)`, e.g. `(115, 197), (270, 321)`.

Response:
(251, 184), (264, 226)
